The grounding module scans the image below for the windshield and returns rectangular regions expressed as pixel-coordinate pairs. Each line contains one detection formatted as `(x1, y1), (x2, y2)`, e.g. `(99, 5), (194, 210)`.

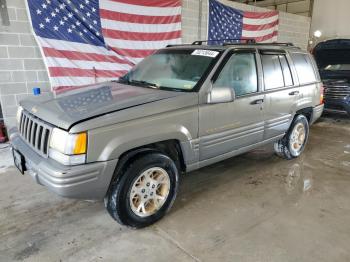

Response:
(324, 64), (350, 71)
(119, 49), (221, 91)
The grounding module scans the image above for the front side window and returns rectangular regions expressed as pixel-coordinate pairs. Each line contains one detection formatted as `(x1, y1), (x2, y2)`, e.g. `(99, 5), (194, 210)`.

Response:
(120, 49), (221, 91)
(291, 53), (317, 84)
(213, 53), (258, 97)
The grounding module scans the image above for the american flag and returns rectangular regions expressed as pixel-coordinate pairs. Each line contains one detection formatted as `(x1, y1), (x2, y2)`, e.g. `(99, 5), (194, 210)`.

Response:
(27, 0), (181, 93)
(208, 0), (279, 44)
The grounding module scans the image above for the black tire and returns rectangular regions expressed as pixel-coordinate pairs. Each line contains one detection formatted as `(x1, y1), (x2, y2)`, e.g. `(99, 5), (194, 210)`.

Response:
(274, 114), (309, 160)
(105, 152), (179, 228)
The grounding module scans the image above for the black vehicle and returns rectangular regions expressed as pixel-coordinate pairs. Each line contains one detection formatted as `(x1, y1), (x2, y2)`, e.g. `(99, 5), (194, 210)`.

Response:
(313, 39), (350, 116)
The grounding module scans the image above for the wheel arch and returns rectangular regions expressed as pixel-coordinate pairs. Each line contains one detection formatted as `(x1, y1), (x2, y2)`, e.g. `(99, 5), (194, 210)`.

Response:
(295, 107), (313, 123)
(105, 139), (186, 197)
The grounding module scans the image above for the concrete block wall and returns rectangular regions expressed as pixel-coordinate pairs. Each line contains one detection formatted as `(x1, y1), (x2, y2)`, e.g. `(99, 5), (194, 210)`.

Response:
(0, 0), (51, 128)
(182, 0), (311, 50)
(0, 0), (310, 129)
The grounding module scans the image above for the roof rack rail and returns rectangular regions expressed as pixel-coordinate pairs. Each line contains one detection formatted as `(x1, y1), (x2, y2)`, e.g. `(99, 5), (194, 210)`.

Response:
(166, 44), (194, 47)
(192, 38), (256, 45)
(190, 39), (296, 47)
(165, 41), (298, 49)
(223, 42), (295, 46)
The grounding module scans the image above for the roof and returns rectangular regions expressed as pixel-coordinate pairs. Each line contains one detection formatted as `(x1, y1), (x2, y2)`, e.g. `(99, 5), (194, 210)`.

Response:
(165, 40), (302, 52)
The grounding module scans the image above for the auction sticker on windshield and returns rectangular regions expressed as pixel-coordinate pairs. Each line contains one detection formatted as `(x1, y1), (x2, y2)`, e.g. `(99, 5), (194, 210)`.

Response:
(191, 49), (219, 58)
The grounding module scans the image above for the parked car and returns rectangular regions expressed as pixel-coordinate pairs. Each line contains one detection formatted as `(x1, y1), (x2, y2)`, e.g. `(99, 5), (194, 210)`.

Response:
(10, 41), (324, 228)
(313, 39), (350, 116)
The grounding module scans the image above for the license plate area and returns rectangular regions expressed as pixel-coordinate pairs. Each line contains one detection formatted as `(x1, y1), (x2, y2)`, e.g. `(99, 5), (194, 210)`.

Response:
(12, 149), (26, 174)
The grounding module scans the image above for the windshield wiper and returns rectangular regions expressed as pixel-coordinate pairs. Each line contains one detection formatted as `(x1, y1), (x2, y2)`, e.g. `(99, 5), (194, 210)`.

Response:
(128, 80), (159, 89)
(113, 78), (186, 92)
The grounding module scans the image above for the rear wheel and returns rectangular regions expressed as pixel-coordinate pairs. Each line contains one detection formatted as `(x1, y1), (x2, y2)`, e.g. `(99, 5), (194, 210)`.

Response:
(274, 115), (309, 160)
(105, 152), (179, 228)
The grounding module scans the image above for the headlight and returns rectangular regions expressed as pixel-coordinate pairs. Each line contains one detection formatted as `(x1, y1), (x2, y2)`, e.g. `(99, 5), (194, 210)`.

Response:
(49, 128), (87, 165)
(16, 106), (23, 125)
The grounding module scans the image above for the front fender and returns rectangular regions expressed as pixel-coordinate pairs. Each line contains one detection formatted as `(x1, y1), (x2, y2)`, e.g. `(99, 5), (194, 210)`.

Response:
(98, 124), (192, 161)
(86, 105), (198, 162)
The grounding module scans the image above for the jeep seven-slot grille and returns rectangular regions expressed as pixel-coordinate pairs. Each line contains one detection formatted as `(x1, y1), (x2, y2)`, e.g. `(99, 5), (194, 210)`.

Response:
(19, 110), (52, 157)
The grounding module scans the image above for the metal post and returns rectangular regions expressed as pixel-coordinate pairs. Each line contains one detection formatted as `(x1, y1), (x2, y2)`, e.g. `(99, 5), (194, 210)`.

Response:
(309, 0), (314, 17)
(0, 0), (10, 26)
(198, 0), (203, 40)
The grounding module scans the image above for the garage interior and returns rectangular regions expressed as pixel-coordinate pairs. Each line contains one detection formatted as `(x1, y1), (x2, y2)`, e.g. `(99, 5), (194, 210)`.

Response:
(1, 0), (350, 261)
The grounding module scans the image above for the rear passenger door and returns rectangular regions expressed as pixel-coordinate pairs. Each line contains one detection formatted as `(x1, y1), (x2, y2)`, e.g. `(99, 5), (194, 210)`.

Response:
(260, 50), (299, 140)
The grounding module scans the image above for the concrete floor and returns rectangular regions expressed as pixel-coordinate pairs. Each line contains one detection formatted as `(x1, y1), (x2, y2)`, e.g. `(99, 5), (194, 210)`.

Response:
(1, 113), (350, 262)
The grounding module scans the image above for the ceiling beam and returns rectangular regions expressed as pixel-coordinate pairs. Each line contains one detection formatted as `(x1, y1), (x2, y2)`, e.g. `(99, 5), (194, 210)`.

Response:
(232, 0), (307, 7)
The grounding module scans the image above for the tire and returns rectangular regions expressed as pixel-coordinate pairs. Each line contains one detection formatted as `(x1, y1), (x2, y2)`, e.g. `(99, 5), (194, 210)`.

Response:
(274, 114), (309, 160)
(105, 152), (179, 228)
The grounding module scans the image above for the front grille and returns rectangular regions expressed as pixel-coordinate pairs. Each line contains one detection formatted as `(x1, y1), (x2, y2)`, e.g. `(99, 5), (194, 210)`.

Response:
(324, 80), (350, 100)
(19, 110), (52, 157)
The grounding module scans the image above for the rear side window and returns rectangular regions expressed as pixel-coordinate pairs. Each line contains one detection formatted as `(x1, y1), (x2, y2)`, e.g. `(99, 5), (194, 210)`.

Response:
(261, 54), (284, 90)
(291, 53), (317, 84)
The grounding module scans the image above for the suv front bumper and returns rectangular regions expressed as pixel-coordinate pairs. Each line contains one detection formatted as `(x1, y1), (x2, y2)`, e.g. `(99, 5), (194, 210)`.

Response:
(10, 131), (118, 200)
(325, 97), (350, 115)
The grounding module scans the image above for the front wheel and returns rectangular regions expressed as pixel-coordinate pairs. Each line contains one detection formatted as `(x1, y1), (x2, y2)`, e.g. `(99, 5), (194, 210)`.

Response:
(105, 152), (179, 228)
(274, 114), (309, 160)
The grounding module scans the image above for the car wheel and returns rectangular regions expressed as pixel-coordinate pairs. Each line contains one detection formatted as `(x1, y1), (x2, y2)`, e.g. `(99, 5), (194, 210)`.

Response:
(274, 114), (309, 160)
(105, 152), (179, 228)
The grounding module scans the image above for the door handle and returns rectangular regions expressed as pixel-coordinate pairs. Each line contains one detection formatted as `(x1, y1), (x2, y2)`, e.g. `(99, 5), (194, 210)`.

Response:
(289, 91), (300, 96)
(250, 99), (264, 105)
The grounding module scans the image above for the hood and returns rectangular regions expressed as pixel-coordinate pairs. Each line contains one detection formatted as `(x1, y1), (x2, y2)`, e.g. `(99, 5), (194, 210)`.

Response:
(319, 70), (350, 82)
(21, 82), (192, 130)
(313, 39), (350, 82)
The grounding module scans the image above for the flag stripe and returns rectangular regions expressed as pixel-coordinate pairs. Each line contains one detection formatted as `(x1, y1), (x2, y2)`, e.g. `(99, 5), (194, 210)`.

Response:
(38, 38), (126, 60)
(247, 31), (278, 42)
(104, 37), (181, 50)
(108, 0), (181, 7)
(51, 77), (115, 88)
(243, 20), (279, 31)
(42, 47), (133, 66)
(100, 9), (181, 24)
(102, 28), (181, 41)
(244, 11), (278, 19)
(100, 0), (181, 16)
(101, 19), (181, 33)
(242, 27), (277, 38)
(38, 37), (142, 63)
(243, 15), (279, 25)
(45, 57), (131, 71)
(49, 67), (127, 78)
(108, 46), (156, 59)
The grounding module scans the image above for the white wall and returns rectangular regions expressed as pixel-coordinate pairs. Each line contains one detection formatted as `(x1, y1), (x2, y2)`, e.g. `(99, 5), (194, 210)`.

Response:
(311, 0), (350, 40)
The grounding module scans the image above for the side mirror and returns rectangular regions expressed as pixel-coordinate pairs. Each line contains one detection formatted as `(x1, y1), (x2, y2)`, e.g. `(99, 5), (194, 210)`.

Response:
(207, 86), (235, 104)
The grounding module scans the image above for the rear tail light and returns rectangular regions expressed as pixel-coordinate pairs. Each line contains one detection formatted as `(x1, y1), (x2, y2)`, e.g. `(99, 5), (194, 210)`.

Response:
(320, 83), (324, 104)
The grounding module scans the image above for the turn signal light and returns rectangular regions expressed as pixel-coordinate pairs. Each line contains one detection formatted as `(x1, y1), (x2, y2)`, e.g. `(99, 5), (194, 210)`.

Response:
(73, 132), (87, 154)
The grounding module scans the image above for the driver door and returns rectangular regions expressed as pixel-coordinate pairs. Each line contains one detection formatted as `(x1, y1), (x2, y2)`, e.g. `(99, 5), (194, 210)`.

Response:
(199, 50), (264, 161)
